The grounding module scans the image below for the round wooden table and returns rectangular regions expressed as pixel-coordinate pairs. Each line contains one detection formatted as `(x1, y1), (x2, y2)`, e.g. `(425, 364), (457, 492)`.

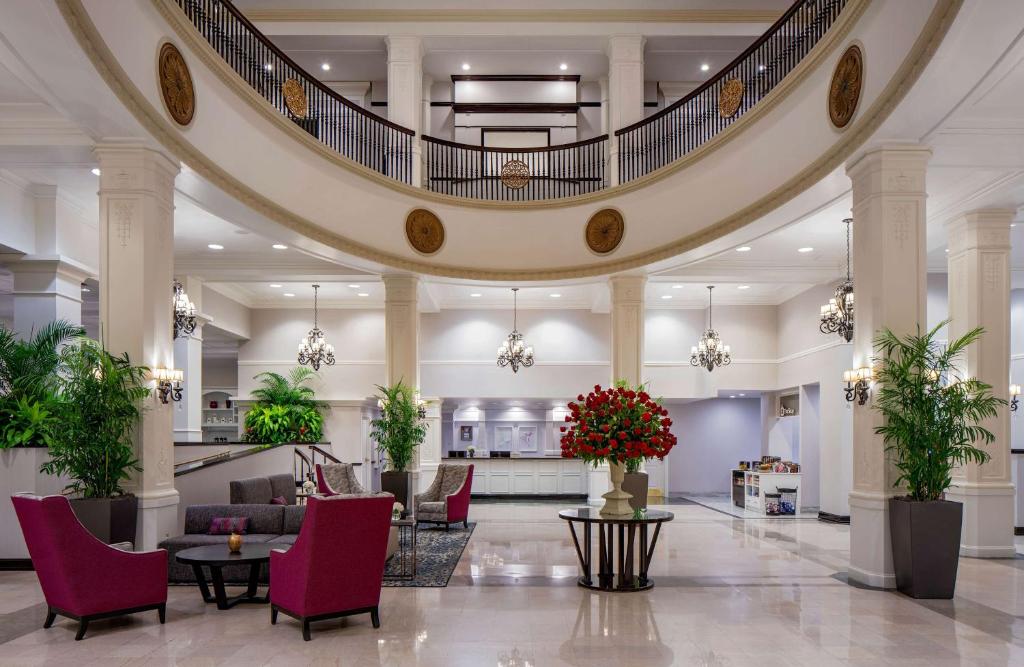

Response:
(558, 507), (674, 592)
(176, 543), (286, 610)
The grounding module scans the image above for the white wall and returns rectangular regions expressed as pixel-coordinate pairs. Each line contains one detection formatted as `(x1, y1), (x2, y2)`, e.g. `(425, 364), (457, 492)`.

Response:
(202, 356), (237, 390)
(203, 286), (251, 340)
(927, 272), (949, 339)
(666, 398), (762, 495)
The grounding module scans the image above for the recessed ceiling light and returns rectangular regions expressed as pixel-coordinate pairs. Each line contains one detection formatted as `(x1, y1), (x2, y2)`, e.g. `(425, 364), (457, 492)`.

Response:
(735, 246), (751, 252)
(90, 168), (101, 176)
(207, 243), (224, 250)
(470, 293), (482, 297)
(357, 293), (370, 297)
(269, 283), (282, 288)
(549, 293), (561, 298)
(729, 395), (736, 398)
(81, 286), (91, 293)
(661, 295), (672, 300)
(672, 284), (683, 289)
(283, 292), (295, 297)
(945, 248), (949, 253)
(738, 393), (745, 397)
(797, 247), (814, 253)
(738, 285), (750, 290)
(321, 62), (331, 71)
(272, 244), (288, 250)
(1012, 223), (1017, 228)
(700, 63), (710, 72)
(559, 63), (568, 71)
(461, 63), (471, 71)
(347, 284), (360, 289)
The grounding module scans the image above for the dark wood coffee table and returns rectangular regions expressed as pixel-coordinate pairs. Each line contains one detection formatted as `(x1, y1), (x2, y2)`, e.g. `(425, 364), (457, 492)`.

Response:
(176, 543), (287, 610)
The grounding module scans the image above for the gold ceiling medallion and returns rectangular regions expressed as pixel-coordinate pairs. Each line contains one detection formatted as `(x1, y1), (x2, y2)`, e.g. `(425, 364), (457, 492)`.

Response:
(718, 78), (744, 118)
(585, 209), (625, 254)
(405, 208), (445, 255)
(828, 44), (863, 129)
(282, 78), (308, 119)
(157, 42), (195, 126)
(500, 159), (531, 189)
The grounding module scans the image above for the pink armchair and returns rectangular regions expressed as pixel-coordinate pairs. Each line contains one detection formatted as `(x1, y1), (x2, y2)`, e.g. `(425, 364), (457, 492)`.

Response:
(270, 493), (393, 640)
(414, 464), (473, 530)
(11, 494), (167, 640)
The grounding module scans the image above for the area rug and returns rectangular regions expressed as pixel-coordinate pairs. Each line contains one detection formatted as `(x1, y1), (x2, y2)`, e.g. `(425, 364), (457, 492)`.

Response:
(383, 522), (475, 587)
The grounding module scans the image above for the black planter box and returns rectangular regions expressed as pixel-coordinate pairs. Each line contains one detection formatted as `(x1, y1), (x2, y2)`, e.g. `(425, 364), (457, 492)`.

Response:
(69, 495), (138, 546)
(380, 471), (411, 517)
(889, 496), (962, 599)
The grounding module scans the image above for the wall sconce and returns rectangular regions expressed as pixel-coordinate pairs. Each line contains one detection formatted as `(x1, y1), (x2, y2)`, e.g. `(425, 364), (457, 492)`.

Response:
(153, 368), (184, 404)
(843, 367), (871, 405)
(1011, 384), (1020, 412)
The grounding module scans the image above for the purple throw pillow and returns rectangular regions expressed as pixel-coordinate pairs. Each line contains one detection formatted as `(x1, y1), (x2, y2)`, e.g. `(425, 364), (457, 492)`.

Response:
(270, 496), (287, 506)
(209, 517), (249, 535)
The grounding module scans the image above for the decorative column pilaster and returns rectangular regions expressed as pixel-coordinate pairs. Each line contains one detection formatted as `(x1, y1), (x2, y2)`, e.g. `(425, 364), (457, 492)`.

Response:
(6, 257), (91, 339)
(95, 144), (180, 550)
(385, 35), (423, 186)
(845, 145), (931, 588)
(172, 276), (208, 443)
(606, 35), (645, 187)
(945, 209), (1015, 557)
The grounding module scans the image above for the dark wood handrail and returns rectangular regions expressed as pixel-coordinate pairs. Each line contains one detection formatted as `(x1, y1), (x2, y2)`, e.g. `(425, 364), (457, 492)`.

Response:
(616, 0), (825, 135)
(183, 0), (414, 136)
(308, 444), (340, 464)
(421, 133), (609, 153)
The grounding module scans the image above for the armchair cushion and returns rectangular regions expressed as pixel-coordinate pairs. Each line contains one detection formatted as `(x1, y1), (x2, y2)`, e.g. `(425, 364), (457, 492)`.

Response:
(316, 463), (366, 496)
(418, 501), (445, 518)
(268, 473), (297, 505)
(229, 476), (273, 504)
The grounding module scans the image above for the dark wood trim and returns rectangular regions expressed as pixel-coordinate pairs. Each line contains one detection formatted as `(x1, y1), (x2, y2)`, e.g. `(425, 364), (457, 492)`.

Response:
(643, 101), (659, 107)
(0, 558), (33, 571)
(453, 102), (580, 114)
(578, 101), (602, 108)
(1015, 526), (1024, 536)
(421, 133), (607, 153)
(430, 101), (454, 107)
(817, 511), (851, 525)
(451, 74), (580, 83)
(370, 101), (387, 107)
(481, 127), (551, 148)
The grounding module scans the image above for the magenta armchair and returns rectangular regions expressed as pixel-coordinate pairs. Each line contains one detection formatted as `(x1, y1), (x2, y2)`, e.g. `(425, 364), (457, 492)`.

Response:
(11, 494), (167, 640)
(414, 464), (473, 530)
(270, 493), (392, 640)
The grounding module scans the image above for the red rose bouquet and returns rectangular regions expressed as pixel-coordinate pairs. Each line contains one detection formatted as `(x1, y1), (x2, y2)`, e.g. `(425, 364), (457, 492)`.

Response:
(559, 382), (676, 466)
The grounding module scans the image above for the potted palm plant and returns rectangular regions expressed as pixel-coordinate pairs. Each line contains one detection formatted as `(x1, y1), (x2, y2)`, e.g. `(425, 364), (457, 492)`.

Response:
(371, 381), (426, 515)
(873, 321), (1002, 599)
(242, 368), (327, 444)
(40, 337), (150, 545)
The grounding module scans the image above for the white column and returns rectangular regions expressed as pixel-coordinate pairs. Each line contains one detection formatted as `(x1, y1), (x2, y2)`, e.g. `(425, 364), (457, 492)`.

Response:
(846, 145), (931, 588)
(945, 209), (1016, 557)
(422, 74), (434, 137)
(96, 144), (180, 550)
(606, 35), (645, 187)
(172, 276), (207, 443)
(385, 35), (423, 186)
(6, 257), (90, 339)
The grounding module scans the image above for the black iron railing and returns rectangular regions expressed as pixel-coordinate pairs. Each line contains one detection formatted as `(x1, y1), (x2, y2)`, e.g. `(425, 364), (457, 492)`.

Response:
(422, 135), (608, 201)
(175, 0), (414, 183)
(615, 0), (847, 184)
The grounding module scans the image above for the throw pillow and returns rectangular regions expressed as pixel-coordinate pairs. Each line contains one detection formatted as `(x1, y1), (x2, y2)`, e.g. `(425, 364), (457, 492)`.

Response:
(270, 495), (287, 505)
(209, 517), (249, 535)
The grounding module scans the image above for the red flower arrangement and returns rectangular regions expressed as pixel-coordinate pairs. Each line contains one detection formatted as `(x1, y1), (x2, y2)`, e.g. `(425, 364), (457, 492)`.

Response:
(560, 382), (676, 466)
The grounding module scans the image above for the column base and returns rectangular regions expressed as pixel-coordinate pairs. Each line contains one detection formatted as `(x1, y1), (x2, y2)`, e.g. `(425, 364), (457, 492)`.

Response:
(847, 491), (896, 589)
(173, 429), (203, 443)
(136, 488), (180, 551)
(945, 483), (1016, 558)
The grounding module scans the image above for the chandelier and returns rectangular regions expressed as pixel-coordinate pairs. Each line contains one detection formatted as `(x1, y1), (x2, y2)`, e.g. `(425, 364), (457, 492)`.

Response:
(497, 288), (534, 373)
(819, 217), (854, 343)
(297, 284), (336, 371)
(690, 285), (731, 372)
(172, 280), (197, 339)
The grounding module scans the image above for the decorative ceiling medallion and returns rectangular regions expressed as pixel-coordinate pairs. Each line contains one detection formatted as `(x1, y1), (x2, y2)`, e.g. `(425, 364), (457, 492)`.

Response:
(500, 159), (530, 189)
(585, 209), (625, 254)
(282, 78), (308, 119)
(158, 42), (195, 126)
(405, 208), (445, 255)
(718, 78), (744, 118)
(828, 44), (863, 129)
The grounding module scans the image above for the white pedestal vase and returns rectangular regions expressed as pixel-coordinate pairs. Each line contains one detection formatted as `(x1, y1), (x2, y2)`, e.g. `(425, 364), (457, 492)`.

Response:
(600, 460), (634, 516)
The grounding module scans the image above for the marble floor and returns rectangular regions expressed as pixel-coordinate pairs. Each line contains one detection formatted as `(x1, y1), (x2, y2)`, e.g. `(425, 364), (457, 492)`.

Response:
(1, 501), (1024, 666)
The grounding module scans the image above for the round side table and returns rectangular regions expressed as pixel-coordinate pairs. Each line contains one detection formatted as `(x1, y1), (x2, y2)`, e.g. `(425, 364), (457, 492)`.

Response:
(558, 507), (674, 592)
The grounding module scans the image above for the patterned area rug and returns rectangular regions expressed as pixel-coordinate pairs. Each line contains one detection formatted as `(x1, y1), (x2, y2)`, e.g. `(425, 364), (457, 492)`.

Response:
(383, 522), (475, 587)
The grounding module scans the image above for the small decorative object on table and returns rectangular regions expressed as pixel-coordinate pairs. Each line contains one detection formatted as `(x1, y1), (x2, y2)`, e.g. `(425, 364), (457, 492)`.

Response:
(301, 479), (315, 495)
(210, 400), (218, 409)
(392, 502), (404, 520)
(467, 445), (475, 458)
(227, 532), (243, 553)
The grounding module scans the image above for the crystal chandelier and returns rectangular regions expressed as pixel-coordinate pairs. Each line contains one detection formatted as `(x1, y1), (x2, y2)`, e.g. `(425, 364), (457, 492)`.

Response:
(497, 288), (534, 373)
(690, 285), (731, 372)
(297, 284), (335, 371)
(172, 280), (197, 339)
(819, 217), (854, 343)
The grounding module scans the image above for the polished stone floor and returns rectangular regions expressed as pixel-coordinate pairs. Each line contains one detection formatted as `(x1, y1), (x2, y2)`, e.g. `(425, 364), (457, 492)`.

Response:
(1, 501), (1023, 666)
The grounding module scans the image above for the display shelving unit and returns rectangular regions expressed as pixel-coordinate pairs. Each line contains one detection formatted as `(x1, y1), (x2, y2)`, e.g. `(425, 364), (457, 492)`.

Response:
(739, 470), (802, 516)
(201, 389), (239, 442)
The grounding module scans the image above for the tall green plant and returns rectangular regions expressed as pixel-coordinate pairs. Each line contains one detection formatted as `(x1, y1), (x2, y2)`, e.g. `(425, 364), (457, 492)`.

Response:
(40, 338), (149, 498)
(242, 367), (326, 443)
(370, 381), (425, 472)
(873, 321), (1003, 501)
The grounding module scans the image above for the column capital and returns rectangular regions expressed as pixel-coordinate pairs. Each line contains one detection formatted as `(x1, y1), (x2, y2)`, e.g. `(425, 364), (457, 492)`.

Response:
(946, 209), (1013, 255)
(93, 144), (180, 205)
(383, 274), (419, 303)
(606, 34), (645, 63)
(1, 254), (94, 283)
(384, 35), (424, 63)
(609, 274), (646, 304)
(845, 144), (932, 190)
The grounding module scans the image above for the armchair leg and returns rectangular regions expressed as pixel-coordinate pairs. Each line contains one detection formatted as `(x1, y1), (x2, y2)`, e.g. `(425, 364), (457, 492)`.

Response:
(302, 619), (311, 641)
(464, 520), (469, 529)
(271, 606), (278, 625)
(371, 607), (380, 629)
(75, 619), (89, 641)
(158, 604), (166, 624)
(445, 523), (450, 532)
(43, 608), (56, 629)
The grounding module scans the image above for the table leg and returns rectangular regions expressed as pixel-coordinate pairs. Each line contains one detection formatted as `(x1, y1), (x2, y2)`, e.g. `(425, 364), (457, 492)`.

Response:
(245, 561), (260, 598)
(192, 564), (215, 603)
(209, 566), (230, 610)
(624, 523), (636, 588)
(617, 523), (625, 589)
(597, 523), (609, 589)
(639, 524), (649, 587)
(583, 522), (592, 586)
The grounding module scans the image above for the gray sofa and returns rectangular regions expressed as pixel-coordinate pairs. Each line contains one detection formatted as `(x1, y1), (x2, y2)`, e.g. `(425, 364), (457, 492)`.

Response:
(229, 473), (297, 505)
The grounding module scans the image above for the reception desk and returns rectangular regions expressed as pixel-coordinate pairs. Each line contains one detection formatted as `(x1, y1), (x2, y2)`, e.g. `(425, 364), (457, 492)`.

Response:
(457, 456), (588, 497)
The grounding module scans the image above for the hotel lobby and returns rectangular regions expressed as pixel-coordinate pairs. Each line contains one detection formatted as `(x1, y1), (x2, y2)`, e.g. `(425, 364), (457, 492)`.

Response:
(2, 0), (1024, 664)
